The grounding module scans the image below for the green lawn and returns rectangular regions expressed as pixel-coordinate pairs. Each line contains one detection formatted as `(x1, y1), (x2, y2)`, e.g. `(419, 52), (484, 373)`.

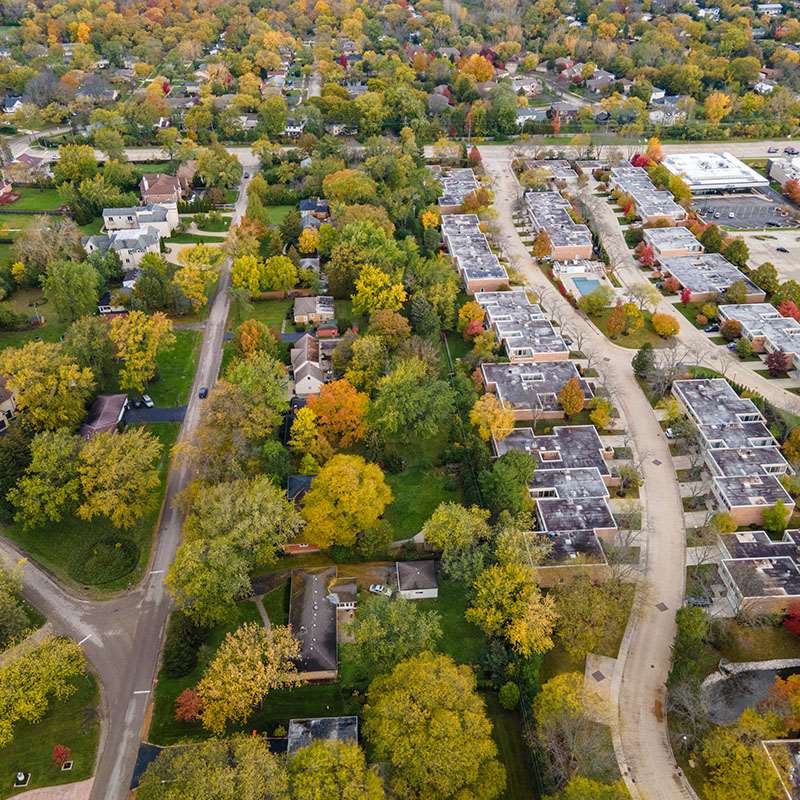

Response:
(0, 243), (11, 267)
(0, 674), (99, 799)
(78, 218), (103, 235)
(483, 693), (538, 800)
(674, 302), (708, 329)
(385, 466), (461, 539)
(237, 298), (292, 332)
(713, 619), (800, 662)
(147, 330), (201, 406)
(5, 188), (63, 211)
(195, 216), (231, 233)
(0, 215), (42, 239)
(261, 583), (290, 626)
(136, 162), (173, 174)
(0, 288), (69, 353)
(265, 205), (293, 225)
(1, 423), (179, 595)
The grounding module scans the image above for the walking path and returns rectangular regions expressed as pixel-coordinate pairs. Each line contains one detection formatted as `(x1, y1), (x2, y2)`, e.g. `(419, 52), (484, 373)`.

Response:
(487, 158), (697, 800)
(7, 779), (93, 800)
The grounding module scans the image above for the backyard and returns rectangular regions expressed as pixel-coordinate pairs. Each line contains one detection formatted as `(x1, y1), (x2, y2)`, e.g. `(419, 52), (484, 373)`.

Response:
(0, 674), (99, 799)
(0, 288), (69, 353)
(147, 330), (201, 406)
(2, 187), (63, 211)
(1, 423), (179, 595)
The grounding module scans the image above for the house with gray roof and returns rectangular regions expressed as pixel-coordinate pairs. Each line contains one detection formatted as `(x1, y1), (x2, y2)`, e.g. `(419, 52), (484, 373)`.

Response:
(659, 253), (765, 303)
(524, 190), (593, 260)
(103, 202), (179, 238)
(608, 166), (686, 223)
(290, 333), (338, 397)
(440, 215), (509, 294)
(83, 227), (161, 269)
(719, 303), (800, 374)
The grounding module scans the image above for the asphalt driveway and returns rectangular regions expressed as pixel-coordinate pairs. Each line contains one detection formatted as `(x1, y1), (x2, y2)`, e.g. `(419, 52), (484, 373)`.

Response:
(124, 406), (186, 424)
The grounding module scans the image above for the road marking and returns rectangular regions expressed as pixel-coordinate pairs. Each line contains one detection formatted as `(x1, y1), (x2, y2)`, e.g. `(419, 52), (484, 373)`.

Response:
(149, 569), (165, 575)
(133, 690), (150, 695)
(78, 634), (91, 645)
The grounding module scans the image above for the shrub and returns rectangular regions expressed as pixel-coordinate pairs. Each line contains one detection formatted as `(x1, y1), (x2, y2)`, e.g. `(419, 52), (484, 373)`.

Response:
(651, 312), (679, 338)
(499, 681), (520, 710)
(696, 314), (708, 327)
(736, 338), (753, 359)
(720, 319), (742, 342)
(162, 612), (208, 678)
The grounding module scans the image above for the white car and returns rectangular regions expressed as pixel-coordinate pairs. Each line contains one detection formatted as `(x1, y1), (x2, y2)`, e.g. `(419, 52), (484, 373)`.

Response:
(368, 584), (393, 598)
(665, 427), (676, 439)
(141, 394), (154, 408)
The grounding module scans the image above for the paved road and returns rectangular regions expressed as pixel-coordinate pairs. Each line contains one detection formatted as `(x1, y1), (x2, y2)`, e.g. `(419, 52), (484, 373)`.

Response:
(0, 156), (257, 799)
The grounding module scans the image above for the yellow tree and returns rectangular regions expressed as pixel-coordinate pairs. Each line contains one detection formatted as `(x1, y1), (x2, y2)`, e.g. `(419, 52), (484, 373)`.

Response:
(558, 376), (585, 417)
(263, 255), (298, 292)
(289, 406), (333, 466)
(307, 379), (369, 450)
(651, 312), (680, 338)
(298, 228), (319, 254)
(420, 207), (440, 229)
(352, 265), (407, 314)
(235, 319), (277, 358)
(459, 53), (495, 82)
(109, 311), (175, 393)
(174, 264), (216, 311)
(77, 427), (163, 529)
(197, 623), (302, 735)
(0, 341), (94, 432)
(704, 91), (733, 125)
(645, 136), (663, 162)
(301, 454), (392, 548)
(470, 394), (514, 441)
(466, 563), (557, 657)
(231, 254), (265, 296)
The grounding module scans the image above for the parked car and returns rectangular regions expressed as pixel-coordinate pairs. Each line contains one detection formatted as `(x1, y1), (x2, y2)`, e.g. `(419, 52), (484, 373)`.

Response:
(368, 584), (393, 597)
(131, 398), (143, 409)
(714, 211), (721, 218)
(727, 341), (738, 351)
(704, 323), (719, 333)
(728, 212), (735, 219)
(785, 146), (799, 155)
(563, 335), (574, 347)
(198, 386), (208, 399)
(141, 394), (154, 408)
(768, 146), (779, 153)
(665, 427), (676, 439)
(777, 246), (790, 253)
(687, 595), (712, 608)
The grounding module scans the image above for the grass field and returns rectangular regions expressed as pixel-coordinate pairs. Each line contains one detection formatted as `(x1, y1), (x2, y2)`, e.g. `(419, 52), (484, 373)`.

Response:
(484, 693), (539, 800)
(0, 243), (11, 267)
(265, 205), (293, 225)
(148, 330), (201, 406)
(194, 215), (231, 233)
(592, 307), (672, 349)
(78, 218), (103, 235)
(2, 423), (179, 595)
(135, 162), (173, 174)
(0, 215), (43, 239)
(3, 188), (63, 211)
(385, 466), (460, 539)
(0, 674), (99, 799)
(0, 288), (69, 353)
(241, 298), (292, 331)
(166, 233), (226, 244)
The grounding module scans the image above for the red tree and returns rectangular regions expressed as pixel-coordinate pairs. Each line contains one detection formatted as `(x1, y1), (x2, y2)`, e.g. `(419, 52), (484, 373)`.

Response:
(52, 745), (71, 768)
(663, 276), (680, 293)
(630, 153), (651, 168)
(174, 688), (203, 722)
(551, 111), (561, 135)
(784, 178), (800, 205)
(635, 243), (655, 266)
(778, 300), (800, 321)
(785, 602), (800, 636)
(468, 146), (482, 165)
(680, 287), (692, 304)
(766, 349), (792, 376)
(464, 318), (484, 341)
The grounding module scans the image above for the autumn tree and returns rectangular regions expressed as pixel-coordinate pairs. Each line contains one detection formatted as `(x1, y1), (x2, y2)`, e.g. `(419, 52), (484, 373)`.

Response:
(470, 393), (514, 441)
(174, 688), (203, 722)
(364, 652), (506, 800)
(0, 341), (94, 432)
(467, 563), (557, 657)
(301, 455), (392, 548)
(137, 735), (288, 800)
(322, 169), (377, 204)
(347, 595), (442, 678)
(78, 427), (163, 529)
(109, 311), (175, 393)
(422, 502), (491, 554)
(298, 228), (319, 254)
(8, 429), (82, 529)
(545, 777), (630, 800)
(644, 137), (663, 162)
(766, 349), (792, 377)
(306, 379), (369, 450)
(532, 230), (553, 259)
(288, 740), (384, 800)
(605, 303), (625, 339)
(367, 309), (411, 347)
(224, 353), (290, 439)
(559, 377), (586, 417)
(783, 427), (800, 465)
(651, 312), (679, 338)
(459, 54), (495, 82)
(704, 92), (733, 125)
(0, 636), (86, 747)
(0, 561), (29, 648)
(352, 264), (407, 314)
(457, 300), (485, 336)
(63, 315), (117, 386)
(263, 255), (298, 292)
(235, 319), (278, 359)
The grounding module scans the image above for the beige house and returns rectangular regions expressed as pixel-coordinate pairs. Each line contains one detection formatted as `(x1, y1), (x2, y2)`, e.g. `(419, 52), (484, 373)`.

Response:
(0, 377), (17, 432)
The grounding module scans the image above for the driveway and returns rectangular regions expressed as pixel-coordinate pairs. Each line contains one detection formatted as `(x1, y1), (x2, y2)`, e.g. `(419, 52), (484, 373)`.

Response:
(124, 406), (186, 424)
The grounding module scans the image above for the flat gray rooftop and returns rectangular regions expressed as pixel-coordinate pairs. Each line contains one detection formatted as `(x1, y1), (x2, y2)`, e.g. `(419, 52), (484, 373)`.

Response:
(660, 252), (761, 296)
(708, 446), (789, 478)
(441, 214), (508, 284)
(481, 361), (591, 412)
(528, 159), (577, 179)
(723, 556), (800, 599)
(720, 303), (800, 361)
(396, 560), (438, 591)
(642, 226), (703, 253)
(524, 190), (593, 249)
(719, 529), (800, 560)
(609, 166), (686, 219)
(537, 495), (616, 533)
(530, 467), (608, 500)
(433, 167), (478, 207)
(495, 425), (609, 475)
(715, 472), (793, 508)
(673, 379), (764, 428)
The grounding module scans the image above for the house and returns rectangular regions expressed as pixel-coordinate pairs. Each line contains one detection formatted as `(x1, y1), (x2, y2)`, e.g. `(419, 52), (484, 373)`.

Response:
(516, 107), (548, 128)
(718, 304), (800, 373)
(440, 215), (510, 294)
(0, 377), (17, 433)
(293, 296), (335, 326)
(659, 253), (765, 304)
(83, 227), (161, 268)
(642, 227), (704, 259)
(527, 160), (577, 180)
(103, 203), (179, 237)
(139, 174), (182, 205)
(661, 152), (768, 194)
(4, 153), (51, 183)
(608, 166), (687, 223)
(75, 76), (118, 104)
(327, 579), (357, 610)
(395, 560), (438, 600)
(648, 95), (689, 126)
(524, 190), (594, 260)
(480, 361), (593, 419)
(432, 166), (479, 212)
(298, 198), (330, 219)
(586, 69), (617, 94)
(286, 717), (358, 755)
(290, 333), (338, 397)
(78, 394), (128, 440)
(289, 567), (339, 680)
(2, 95), (23, 114)
(475, 290), (568, 361)
(757, 2), (783, 14)
(287, 474), (314, 504)
(284, 118), (306, 137)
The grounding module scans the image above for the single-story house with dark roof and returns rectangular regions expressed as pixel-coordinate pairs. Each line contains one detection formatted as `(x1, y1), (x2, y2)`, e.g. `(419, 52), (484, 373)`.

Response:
(289, 567), (339, 680)
(79, 394), (128, 440)
(287, 716), (358, 755)
(395, 560), (438, 600)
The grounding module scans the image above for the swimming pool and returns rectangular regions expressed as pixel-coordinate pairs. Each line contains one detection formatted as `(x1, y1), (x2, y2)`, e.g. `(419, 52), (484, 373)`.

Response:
(573, 277), (602, 297)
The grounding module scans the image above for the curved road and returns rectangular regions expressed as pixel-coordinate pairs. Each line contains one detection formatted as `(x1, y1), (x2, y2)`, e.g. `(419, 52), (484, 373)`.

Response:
(0, 155), (257, 800)
(484, 155), (799, 800)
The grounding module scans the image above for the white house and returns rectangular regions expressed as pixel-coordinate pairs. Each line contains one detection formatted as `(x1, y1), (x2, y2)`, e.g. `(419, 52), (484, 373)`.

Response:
(103, 202), (179, 237)
(83, 227), (161, 268)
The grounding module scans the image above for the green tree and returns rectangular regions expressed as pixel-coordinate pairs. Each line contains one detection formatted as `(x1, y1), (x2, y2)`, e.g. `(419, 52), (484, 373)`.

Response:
(478, 450), (537, 519)
(109, 310), (175, 393)
(736, 337), (753, 359)
(94, 127), (126, 160)
(368, 357), (455, 441)
(8, 429), (81, 529)
(421, 502), (491, 553)
(263, 255), (298, 292)
(723, 239), (750, 269)
(632, 342), (655, 378)
(63, 315), (117, 386)
(53, 144), (98, 185)
(41, 259), (100, 323)
(751, 262), (779, 295)
(499, 682), (520, 710)
(725, 279), (749, 305)
(544, 777), (630, 800)
(347, 595), (442, 678)
(364, 652), (506, 800)
(287, 740), (384, 800)
(0, 561), (29, 649)
(763, 499), (791, 534)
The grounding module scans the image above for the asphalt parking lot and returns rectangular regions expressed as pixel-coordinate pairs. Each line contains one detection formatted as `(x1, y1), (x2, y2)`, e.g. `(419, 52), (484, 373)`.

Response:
(694, 191), (799, 230)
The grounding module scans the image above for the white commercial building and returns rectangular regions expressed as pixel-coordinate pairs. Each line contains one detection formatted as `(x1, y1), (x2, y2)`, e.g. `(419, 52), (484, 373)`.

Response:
(661, 152), (769, 194)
